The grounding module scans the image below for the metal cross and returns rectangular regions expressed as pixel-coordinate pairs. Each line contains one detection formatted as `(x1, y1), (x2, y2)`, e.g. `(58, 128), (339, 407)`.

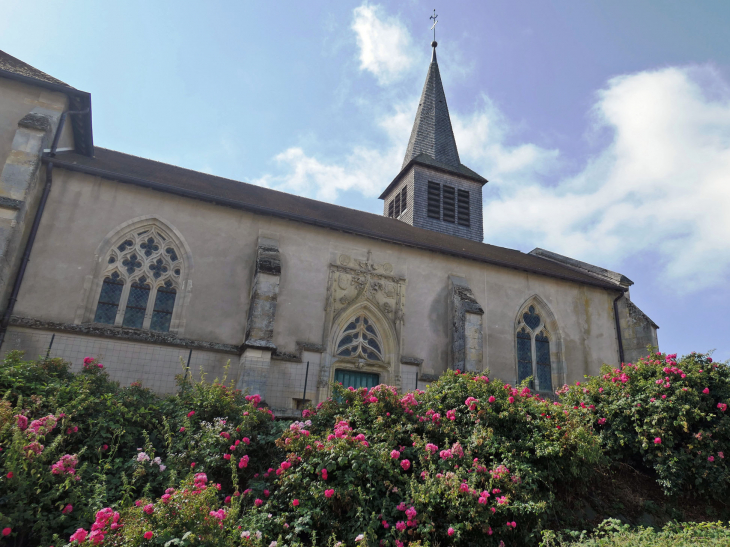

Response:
(430, 9), (438, 42)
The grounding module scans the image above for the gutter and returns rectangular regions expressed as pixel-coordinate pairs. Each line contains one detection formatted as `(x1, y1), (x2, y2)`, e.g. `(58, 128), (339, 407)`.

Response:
(613, 292), (625, 365)
(43, 156), (625, 293)
(0, 109), (89, 351)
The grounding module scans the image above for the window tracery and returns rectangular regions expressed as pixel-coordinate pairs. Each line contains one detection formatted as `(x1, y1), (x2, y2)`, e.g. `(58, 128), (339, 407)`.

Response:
(93, 225), (183, 332)
(336, 314), (384, 361)
(516, 305), (553, 392)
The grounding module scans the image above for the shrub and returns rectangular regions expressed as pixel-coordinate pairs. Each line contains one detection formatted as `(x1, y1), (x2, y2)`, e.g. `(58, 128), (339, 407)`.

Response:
(540, 518), (730, 546)
(0, 352), (281, 547)
(236, 371), (604, 546)
(559, 351), (730, 498)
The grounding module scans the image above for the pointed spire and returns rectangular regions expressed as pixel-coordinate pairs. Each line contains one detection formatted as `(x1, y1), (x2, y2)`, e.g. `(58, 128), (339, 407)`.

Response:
(402, 41), (460, 169)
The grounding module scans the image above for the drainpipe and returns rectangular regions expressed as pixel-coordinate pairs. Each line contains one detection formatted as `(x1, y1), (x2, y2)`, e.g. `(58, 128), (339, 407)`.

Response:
(613, 292), (625, 365)
(0, 109), (89, 351)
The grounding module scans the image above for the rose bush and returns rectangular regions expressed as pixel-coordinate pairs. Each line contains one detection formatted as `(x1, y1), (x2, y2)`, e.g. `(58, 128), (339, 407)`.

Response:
(1, 349), (728, 547)
(236, 371), (604, 546)
(559, 351), (730, 497)
(0, 352), (282, 547)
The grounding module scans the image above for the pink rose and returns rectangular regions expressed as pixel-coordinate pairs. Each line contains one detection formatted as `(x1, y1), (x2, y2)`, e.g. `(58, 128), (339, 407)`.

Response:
(143, 531), (153, 540)
(448, 527), (455, 536)
(62, 504), (73, 514)
(400, 459), (411, 471)
(325, 489), (334, 498)
(292, 499), (300, 507)
(654, 437), (661, 444)
(488, 396), (496, 403)
(142, 504), (154, 515)
(2, 528), (11, 537)
(187, 411), (195, 417)
(70, 529), (88, 543)
(321, 468), (328, 480)
(390, 450), (401, 459)
(703, 388), (710, 394)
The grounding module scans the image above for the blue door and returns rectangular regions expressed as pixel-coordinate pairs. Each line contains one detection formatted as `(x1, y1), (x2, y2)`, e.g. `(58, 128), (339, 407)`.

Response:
(334, 369), (380, 390)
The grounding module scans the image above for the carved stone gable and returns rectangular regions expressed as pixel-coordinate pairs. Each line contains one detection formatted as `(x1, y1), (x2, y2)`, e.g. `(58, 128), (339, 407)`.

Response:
(326, 252), (404, 327)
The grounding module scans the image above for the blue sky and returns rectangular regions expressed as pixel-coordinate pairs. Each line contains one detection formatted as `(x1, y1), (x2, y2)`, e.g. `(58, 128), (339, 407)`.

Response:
(2, 1), (729, 362)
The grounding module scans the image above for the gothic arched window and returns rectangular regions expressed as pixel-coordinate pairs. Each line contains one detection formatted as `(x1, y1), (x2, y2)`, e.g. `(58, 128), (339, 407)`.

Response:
(336, 314), (384, 361)
(516, 305), (553, 392)
(93, 225), (183, 333)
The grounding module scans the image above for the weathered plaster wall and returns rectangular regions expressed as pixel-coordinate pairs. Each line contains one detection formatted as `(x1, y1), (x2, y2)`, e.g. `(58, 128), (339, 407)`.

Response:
(617, 296), (659, 364)
(0, 77), (74, 315)
(9, 167), (621, 402)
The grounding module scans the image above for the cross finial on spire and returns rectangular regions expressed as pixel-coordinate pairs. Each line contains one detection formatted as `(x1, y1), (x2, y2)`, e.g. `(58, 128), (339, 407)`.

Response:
(430, 9), (438, 46)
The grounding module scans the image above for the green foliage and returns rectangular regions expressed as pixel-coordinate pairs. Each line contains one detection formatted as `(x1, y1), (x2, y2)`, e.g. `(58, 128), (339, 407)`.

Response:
(237, 371), (604, 546)
(540, 518), (730, 546)
(559, 351), (730, 497)
(1, 349), (728, 547)
(0, 352), (281, 547)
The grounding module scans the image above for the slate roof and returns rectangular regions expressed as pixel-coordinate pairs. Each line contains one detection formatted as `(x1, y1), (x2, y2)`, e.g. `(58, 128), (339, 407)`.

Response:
(403, 47), (461, 169)
(380, 46), (487, 200)
(48, 147), (624, 291)
(0, 49), (94, 156)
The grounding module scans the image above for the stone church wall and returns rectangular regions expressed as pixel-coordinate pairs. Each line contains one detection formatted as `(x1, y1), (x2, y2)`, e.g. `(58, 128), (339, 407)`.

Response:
(3, 166), (624, 408)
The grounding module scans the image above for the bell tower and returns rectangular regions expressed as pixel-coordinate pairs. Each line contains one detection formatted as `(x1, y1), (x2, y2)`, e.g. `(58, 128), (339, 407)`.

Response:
(379, 33), (487, 242)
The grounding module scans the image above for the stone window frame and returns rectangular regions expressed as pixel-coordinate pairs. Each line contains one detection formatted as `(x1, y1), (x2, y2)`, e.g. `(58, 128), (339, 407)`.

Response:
(75, 216), (194, 336)
(513, 295), (565, 394)
(324, 301), (398, 393)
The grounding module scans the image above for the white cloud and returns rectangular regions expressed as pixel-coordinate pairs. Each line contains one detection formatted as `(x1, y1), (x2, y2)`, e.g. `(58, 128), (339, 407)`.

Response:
(482, 66), (730, 292)
(351, 3), (415, 85)
(452, 96), (559, 183)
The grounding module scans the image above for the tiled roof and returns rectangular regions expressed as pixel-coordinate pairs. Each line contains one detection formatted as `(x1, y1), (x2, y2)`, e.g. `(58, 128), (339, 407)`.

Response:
(49, 147), (623, 291)
(0, 50), (70, 87)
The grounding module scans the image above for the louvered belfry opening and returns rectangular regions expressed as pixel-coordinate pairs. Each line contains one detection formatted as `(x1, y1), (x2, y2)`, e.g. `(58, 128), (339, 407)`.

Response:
(379, 42), (487, 242)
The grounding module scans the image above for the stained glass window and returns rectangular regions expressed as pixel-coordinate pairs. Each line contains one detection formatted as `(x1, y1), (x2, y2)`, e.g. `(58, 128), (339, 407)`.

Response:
(94, 224), (185, 332)
(517, 327), (533, 386)
(150, 284), (176, 332)
(94, 272), (124, 324)
(336, 314), (384, 361)
(536, 331), (552, 392)
(122, 279), (150, 328)
(516, 304), (553, 392)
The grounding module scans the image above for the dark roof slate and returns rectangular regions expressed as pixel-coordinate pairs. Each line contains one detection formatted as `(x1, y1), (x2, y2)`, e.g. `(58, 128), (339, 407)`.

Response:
(403, 47), (461, 169)
(49, 147), (622, 291)
(380, 46), (487, 200)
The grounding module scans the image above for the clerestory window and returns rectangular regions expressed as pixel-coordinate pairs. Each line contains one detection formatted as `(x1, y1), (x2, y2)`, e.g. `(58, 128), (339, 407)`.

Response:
(93, 226), (183, 333)
(516, 305), (553, 392)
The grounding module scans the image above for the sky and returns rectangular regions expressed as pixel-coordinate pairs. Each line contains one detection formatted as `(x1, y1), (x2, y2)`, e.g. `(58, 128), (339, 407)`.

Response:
(1, 0), (729, 362)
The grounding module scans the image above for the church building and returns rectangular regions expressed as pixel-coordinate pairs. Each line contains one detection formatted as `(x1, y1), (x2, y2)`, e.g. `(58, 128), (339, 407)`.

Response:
(0, 43), (658, 415)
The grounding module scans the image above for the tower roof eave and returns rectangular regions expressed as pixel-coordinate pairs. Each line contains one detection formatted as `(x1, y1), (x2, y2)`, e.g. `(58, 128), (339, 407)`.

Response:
(378, 153), (487, 200)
